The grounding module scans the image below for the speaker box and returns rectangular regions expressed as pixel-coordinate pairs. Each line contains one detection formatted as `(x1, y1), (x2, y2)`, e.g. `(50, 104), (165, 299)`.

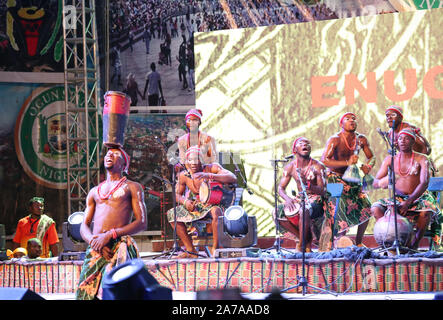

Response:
(0, 288), (45, 300)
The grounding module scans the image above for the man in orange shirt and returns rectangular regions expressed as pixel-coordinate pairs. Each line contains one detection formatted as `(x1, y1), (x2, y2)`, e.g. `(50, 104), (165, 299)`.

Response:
(12, 197), (59, 258)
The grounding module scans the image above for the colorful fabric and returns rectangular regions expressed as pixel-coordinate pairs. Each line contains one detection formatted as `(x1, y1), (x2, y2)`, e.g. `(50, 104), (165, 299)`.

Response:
(144, 256), (443, 293)
(326, 171), (372, 235)
(167, 184), (231, 236)
(13, 214), (59, 258)
(35, 214), (54, 245)
(372, 191), (443, 246)
(75, 236), (140, 300)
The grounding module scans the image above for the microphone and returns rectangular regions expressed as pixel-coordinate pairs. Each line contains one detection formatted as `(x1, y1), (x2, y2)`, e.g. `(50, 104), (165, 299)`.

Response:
(284, 154), (295, 160)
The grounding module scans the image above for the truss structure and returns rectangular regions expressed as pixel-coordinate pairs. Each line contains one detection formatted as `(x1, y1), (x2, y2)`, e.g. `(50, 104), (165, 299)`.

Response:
(62, 0), (101, 214)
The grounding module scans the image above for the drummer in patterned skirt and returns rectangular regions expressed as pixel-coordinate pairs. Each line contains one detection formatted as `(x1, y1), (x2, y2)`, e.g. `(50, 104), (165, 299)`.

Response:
(371, 128), (442, 250)
(274, 137), (331, 252)
(321, 112), (375, 247)
(167, 146), (237, 258)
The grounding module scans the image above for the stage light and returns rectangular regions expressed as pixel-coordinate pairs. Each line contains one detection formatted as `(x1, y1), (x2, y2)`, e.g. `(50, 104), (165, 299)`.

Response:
(67, 211), (85, 242)
(60, 212), (88, 260)
(218, 205), (257, 249)
(223, 205), (248, 237)
(102, 258), (172, 300)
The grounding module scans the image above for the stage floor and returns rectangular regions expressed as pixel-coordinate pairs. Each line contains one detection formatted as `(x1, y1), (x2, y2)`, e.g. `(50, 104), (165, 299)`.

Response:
(2, 248), (443, 300)
(39, 291), (437, 300)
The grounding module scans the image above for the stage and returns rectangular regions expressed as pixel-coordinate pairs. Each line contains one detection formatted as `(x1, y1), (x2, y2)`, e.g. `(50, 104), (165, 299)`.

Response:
(1, 246), (442, 299)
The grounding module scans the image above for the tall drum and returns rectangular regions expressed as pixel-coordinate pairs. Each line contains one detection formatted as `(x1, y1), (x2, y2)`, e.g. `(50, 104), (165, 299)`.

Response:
(103, 91), (131, 148)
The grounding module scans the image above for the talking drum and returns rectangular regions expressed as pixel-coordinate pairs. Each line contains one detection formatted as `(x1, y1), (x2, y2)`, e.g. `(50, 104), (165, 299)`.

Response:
(103, 91), (132, 148)
(199, 181), (235, 208)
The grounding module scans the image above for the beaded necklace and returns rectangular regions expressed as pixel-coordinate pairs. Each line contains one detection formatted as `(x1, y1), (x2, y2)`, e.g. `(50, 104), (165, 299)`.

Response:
(341, 132), (357, 151)
(296, 158), (312, 176)
(397, 153), (414, 176)
(97, 177), (127, 200)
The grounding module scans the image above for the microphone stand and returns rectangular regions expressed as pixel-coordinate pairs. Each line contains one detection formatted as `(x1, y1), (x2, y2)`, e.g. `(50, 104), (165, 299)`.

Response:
(281, 168), (337, 296)
(378, 120), (415, 256)
(229, 152), (253, 196)
(267, 158), (293, 255)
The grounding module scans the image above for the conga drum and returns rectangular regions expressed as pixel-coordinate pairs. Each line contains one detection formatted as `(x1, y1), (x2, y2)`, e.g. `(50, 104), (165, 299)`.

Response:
(199, 181), (235, 208)
(284, 202), (301, 226)
(103, 91), (132, 148)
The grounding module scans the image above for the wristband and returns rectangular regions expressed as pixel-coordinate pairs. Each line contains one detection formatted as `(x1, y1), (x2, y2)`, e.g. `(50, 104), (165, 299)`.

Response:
(110, 228), (117, 239)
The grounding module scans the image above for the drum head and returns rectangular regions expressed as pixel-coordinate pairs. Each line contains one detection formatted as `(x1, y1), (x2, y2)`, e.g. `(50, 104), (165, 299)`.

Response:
(284, 202), (300, 218)
(199, 181), (210, 203)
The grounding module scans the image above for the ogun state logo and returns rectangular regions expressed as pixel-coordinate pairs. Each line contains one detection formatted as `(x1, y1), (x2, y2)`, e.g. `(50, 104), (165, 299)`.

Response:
(14, 86), (88, 189)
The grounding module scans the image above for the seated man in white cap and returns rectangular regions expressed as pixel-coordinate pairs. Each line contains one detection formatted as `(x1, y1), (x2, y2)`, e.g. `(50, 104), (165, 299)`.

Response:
(177, 108), (218, 166)
(321, 112), (375, 247)
(371, 128), (442, 250)
(167, 146), (237, 258)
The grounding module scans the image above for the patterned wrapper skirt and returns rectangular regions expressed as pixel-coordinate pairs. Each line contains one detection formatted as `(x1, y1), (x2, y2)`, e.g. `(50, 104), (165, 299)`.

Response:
(326, 171), (372, 235)
(75, 236), (140, 300)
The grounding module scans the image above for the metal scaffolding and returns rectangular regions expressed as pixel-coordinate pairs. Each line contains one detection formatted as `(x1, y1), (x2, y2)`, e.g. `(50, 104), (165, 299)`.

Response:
(62, 0), (101, 214)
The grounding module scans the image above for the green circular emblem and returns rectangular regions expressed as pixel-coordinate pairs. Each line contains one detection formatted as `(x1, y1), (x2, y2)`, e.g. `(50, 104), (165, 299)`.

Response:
(14, 86), (90, 189)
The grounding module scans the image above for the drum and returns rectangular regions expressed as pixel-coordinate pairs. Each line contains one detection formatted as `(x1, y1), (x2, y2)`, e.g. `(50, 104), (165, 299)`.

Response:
(284, 202), (301, 226)
(103, 91), (132, 148)
(284, 201), (313, 226)
(373, 207), (413, 247)
(199, 181), (235, 207)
